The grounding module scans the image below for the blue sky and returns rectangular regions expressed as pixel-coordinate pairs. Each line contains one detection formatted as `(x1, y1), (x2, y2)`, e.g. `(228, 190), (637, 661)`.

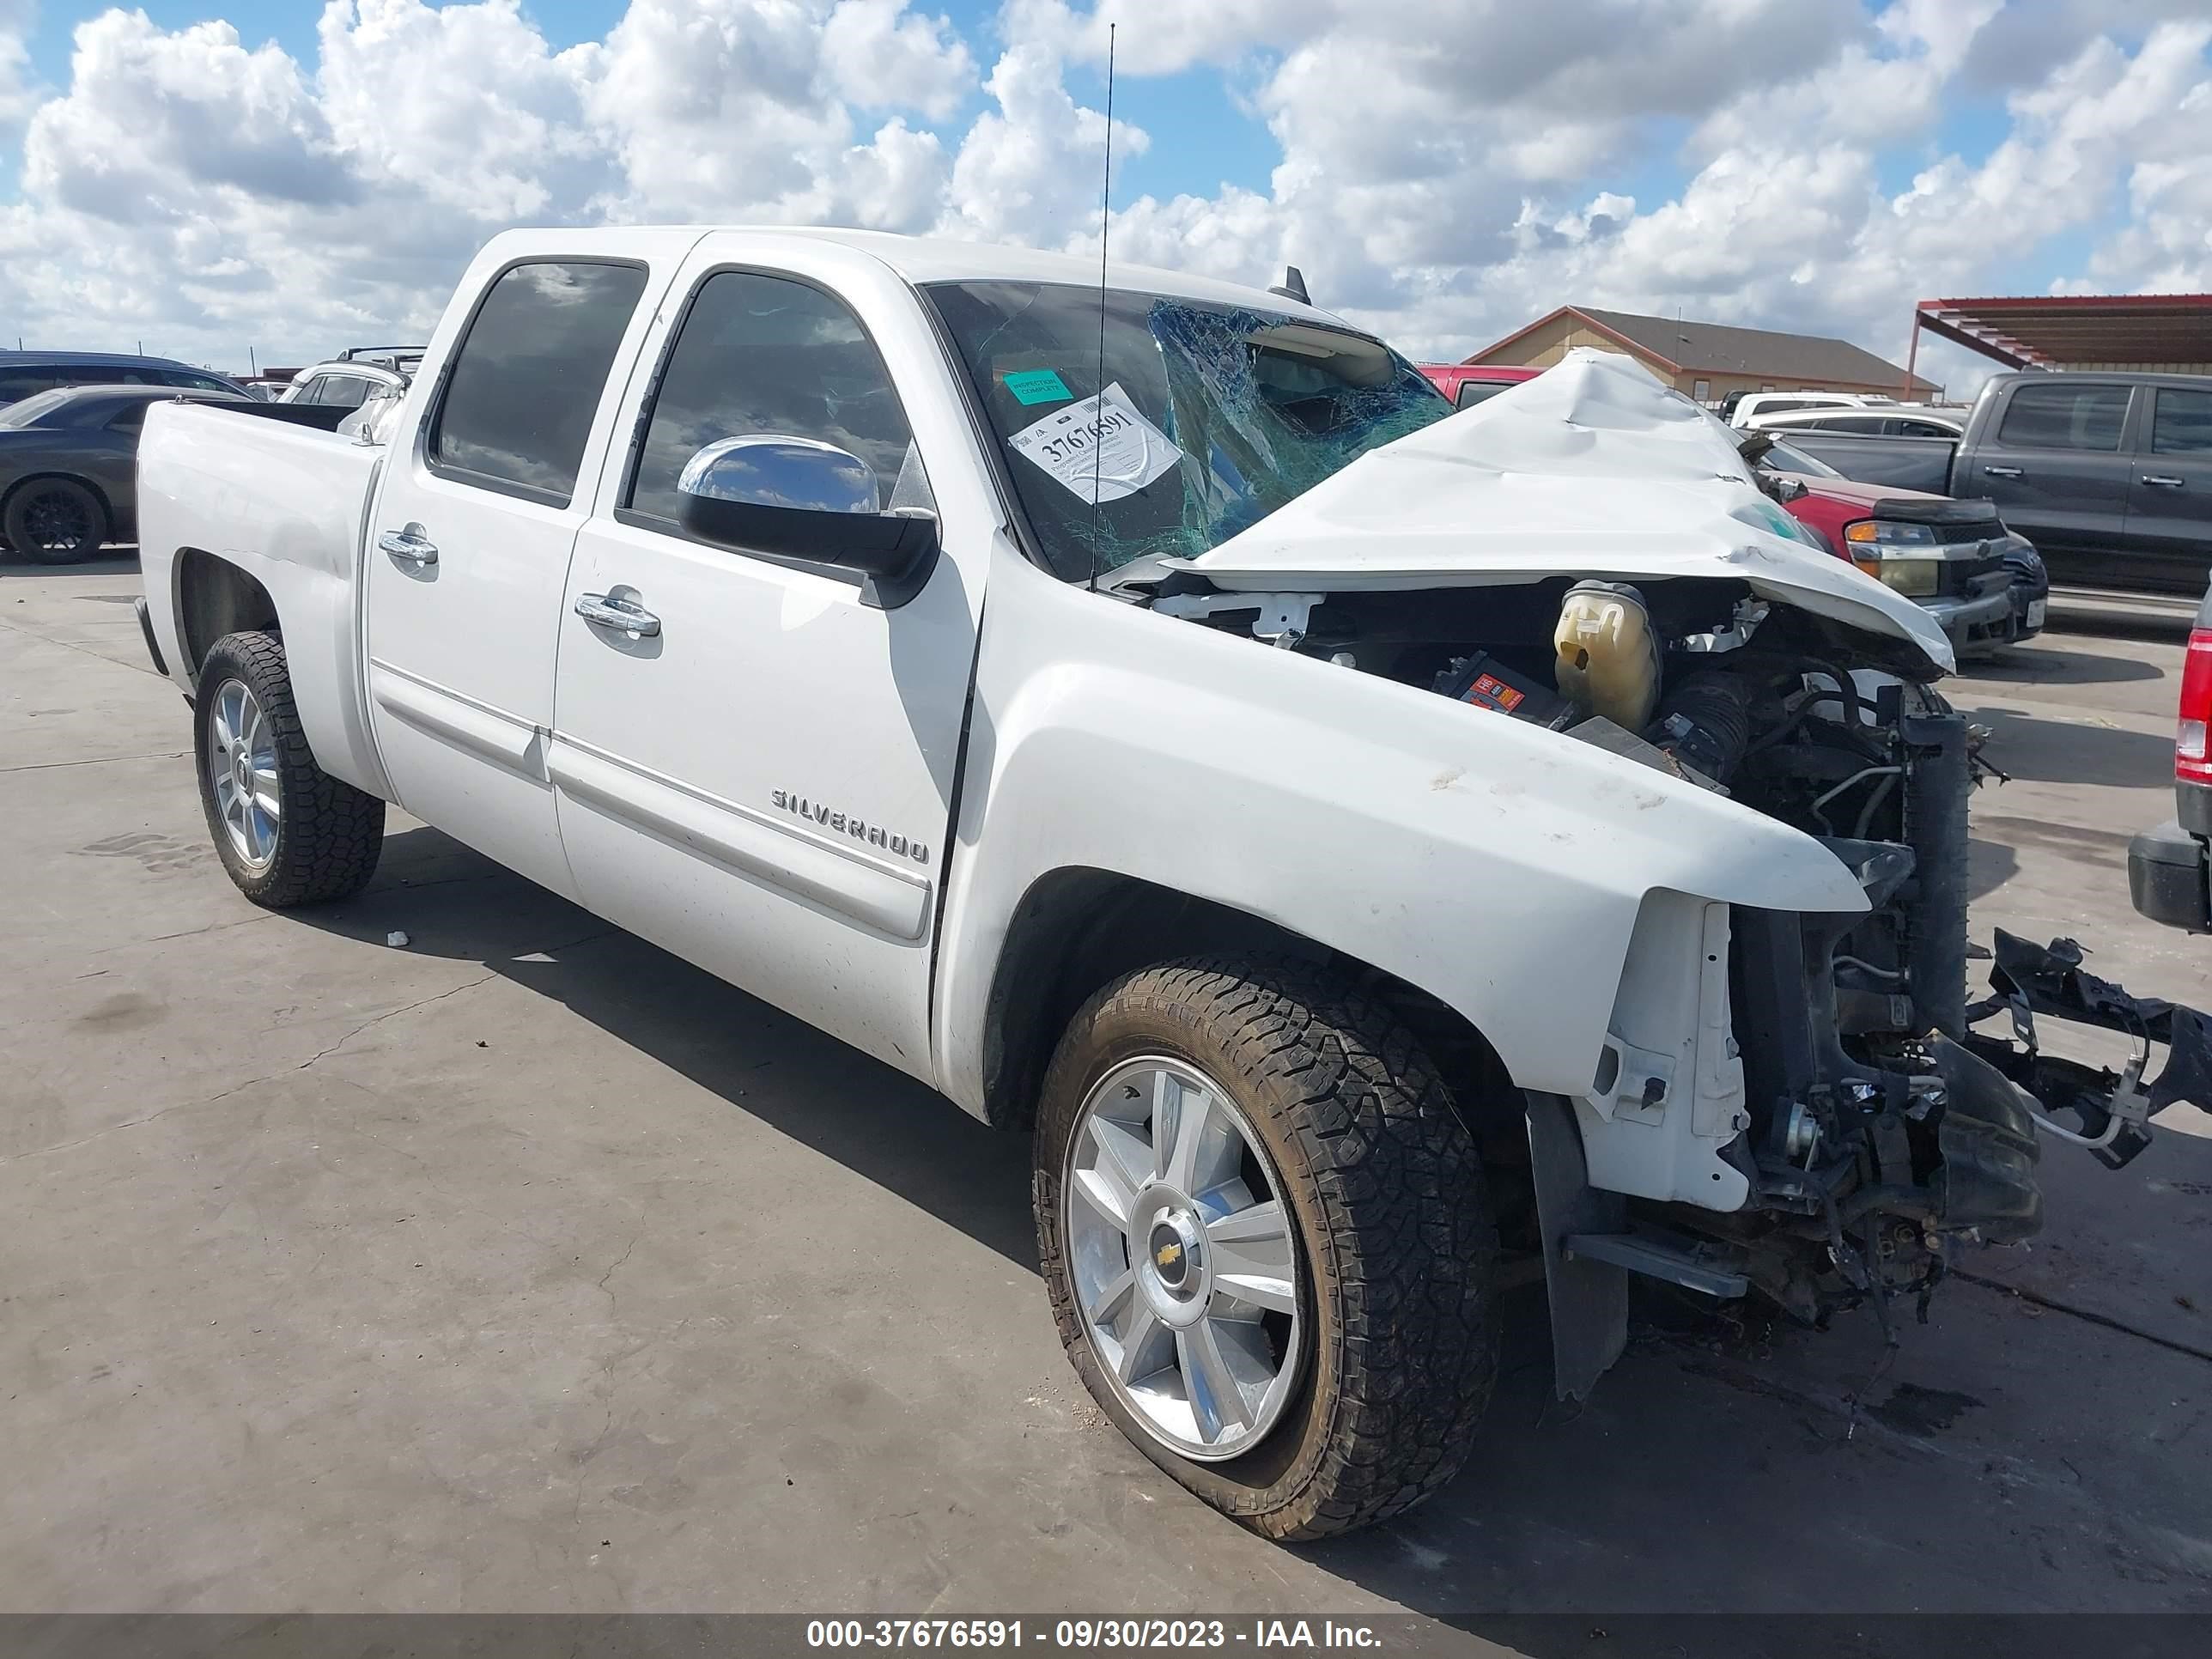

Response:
(9, 0), (1285, 210)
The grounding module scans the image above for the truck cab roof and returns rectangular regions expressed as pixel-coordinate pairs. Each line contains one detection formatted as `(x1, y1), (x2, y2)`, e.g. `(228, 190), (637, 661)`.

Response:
(477, 225), (1353, 330)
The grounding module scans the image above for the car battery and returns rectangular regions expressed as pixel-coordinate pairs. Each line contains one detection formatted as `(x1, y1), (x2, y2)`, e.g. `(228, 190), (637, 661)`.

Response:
(1432, 652), (1577, 731)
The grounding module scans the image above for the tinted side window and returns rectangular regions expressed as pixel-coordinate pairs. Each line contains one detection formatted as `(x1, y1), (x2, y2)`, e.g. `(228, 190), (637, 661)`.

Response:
(1455, 380), (1508, 410)
(2152, 389), (2212, 455)
(106, 404), (149, 433)
(0, 370), (60, 401)
(1898, 419), (1954, 438)
(313, 375), (371, 410)
(1997, 381), (2130, 451)
(167, 373), (234, 393)
(430, 260), (648, 506)
(627, 270), (926, 528)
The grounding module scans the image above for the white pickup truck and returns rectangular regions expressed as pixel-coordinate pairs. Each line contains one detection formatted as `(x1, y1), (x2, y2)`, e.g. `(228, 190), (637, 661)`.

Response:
(134, 227), (2207, 1540)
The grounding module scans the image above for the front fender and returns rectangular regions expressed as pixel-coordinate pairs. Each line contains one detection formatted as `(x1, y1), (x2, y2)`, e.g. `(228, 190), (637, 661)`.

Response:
(932, 554), (1866, 1114)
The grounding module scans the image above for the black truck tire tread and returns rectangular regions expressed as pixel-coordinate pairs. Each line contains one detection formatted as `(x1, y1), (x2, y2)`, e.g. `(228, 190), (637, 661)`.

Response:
(1035, 954), (1499, 1540)
(196, 630), (385, 908)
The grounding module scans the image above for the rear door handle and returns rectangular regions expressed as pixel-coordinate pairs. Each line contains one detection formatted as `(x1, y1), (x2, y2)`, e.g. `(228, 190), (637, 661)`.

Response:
(2142, 475), (2185, 488)
(377, 525), (438, 566)
(1983, 465), (2023, 479)
(574, 591), (660, 638)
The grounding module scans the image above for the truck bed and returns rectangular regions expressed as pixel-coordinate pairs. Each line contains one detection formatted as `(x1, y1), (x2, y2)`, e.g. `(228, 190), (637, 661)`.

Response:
(137, 398), (392, 799)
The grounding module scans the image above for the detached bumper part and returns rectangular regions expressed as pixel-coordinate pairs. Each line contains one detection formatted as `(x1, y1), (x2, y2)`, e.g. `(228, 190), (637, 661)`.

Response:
(2129, 820), (2212, 933)
(1965, 930), (2212, 1170)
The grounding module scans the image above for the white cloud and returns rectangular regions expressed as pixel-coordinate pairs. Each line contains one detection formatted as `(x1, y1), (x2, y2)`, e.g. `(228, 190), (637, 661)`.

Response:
(943, 40), (1146, 243)
(0, 0), (2205, 383)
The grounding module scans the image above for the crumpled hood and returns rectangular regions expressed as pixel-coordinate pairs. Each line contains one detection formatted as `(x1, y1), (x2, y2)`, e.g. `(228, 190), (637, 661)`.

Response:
(1184, 348), (1954, 672)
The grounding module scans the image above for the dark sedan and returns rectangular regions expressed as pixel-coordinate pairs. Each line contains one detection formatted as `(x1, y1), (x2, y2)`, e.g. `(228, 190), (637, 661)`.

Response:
(0, 385), (249, 562)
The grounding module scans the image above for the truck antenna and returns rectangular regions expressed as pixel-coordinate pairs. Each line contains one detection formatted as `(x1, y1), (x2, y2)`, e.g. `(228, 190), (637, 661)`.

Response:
(1086, 23), (1116, 592)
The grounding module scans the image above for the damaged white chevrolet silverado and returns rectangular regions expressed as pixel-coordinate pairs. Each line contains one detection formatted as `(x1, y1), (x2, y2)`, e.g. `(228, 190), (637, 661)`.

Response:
(134, 228), (2209, 1540)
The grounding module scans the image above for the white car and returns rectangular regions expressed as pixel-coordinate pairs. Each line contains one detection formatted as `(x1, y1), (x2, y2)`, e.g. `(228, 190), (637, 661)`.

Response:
(1742, 406), (1966, 439)
(130, 228), (2200, 1540)
(278, 348), (422, 414)
(1721, 389), (1898, 425)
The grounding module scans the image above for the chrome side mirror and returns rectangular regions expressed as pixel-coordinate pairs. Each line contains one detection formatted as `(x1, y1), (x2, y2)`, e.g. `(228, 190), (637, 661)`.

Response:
(678, 434), (882, 516)
(676, 434), (939, 608)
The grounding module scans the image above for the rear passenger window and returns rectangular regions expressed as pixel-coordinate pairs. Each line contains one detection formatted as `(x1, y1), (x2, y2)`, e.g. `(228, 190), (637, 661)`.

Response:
(1997, 381), (2130, 451)
(2152, 389), (2212, 455)
(625, 270), (928, 530)
(429, 260), (648, 507)
(312, 375), (371, 410)
(1455, 380), (1508, 410)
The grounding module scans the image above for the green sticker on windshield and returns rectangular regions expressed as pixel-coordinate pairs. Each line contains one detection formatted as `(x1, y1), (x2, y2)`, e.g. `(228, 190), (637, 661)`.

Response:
(1002, 368), (1073, 405)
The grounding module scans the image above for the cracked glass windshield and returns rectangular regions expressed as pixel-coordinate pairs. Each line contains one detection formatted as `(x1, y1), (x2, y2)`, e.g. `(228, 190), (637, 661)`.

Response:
(927, 281), (1450, 582)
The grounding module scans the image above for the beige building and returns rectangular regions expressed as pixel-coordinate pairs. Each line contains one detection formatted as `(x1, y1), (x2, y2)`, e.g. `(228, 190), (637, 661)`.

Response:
(1468, 305), (1936, 404)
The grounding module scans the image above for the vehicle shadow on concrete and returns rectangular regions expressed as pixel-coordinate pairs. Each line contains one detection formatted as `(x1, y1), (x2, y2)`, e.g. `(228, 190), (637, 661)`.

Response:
(1961, 704), (2175, 789)
(1966, 642), (2166, 687)
(304, 823), (1042, 1273)
(1967, 835), (2021, 902)
(299, 824), (2212, 1625)
(0, 549), (140, 577)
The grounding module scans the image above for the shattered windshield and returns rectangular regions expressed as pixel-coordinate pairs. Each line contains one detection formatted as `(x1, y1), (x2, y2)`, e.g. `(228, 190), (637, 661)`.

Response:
(927, 281), (1449, 582)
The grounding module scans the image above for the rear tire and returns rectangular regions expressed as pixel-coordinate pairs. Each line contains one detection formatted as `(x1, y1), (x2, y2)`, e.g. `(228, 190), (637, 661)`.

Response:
(3, 477), (108, 563)
(1035, 955), (1499, 1540)
(193, 630), (385, 907)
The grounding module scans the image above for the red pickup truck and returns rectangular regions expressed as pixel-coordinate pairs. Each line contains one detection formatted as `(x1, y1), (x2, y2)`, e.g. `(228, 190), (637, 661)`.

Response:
(1418, 363), (1542, 410)
(1758, 438), (2048, 653)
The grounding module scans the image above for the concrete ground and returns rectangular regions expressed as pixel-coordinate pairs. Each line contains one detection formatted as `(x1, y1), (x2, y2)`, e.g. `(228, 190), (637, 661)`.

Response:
(2, 560), (2208, 1623)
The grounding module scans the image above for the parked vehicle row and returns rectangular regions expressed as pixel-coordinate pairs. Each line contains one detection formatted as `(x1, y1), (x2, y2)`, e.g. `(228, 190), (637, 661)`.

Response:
(133, 227), (2206, 1543)
(1416, 365), (2045, 656)
(1767, 370), (2212, 594)
(0, 349), (246, 404)
(0, 343), (430, 561)
(0, 385), (253, 562)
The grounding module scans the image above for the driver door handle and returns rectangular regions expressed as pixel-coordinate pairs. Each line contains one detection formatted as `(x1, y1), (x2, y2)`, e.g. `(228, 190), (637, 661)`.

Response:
(2142, 475), (2185, 489)
(378, 526), (438, 566)
(1983, 465), (2023, 479)
(575, 591), (661, 638)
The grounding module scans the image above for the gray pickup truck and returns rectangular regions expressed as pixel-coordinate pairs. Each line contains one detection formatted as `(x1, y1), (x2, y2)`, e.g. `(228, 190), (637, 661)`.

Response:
(1774, 370), (2212, 594)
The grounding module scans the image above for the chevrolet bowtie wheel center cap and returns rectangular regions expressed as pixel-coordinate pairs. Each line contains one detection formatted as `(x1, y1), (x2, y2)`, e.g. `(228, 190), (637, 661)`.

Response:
(1149, 1215), (1200, 1292)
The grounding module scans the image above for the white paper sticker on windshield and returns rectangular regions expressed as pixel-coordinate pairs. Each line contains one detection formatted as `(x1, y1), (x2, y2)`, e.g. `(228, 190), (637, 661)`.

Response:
(1006, 382), (1182, 503)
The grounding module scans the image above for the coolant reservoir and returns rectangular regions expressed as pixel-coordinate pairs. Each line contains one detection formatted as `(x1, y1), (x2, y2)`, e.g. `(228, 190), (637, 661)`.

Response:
(1554, 580), (1662, 731)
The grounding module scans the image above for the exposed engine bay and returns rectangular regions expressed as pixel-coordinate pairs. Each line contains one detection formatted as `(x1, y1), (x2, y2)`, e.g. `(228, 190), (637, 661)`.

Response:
(1138, 562), (2210, 1356)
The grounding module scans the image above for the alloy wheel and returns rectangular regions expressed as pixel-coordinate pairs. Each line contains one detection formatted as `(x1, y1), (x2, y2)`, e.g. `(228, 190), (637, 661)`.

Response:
(1062, 1055), (1304, 1462)
(208, 678), (281, 868)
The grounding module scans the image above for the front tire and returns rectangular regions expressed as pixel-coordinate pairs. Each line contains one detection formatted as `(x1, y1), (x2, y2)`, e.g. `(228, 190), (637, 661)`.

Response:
(193, 630), (385, 907)
(1035, 956), (1499, 1540)
(3, 477), (108, 563)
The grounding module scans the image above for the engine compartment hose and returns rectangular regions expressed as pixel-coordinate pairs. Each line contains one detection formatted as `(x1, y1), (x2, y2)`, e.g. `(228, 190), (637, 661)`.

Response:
(1645, 672), (1754, 785)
